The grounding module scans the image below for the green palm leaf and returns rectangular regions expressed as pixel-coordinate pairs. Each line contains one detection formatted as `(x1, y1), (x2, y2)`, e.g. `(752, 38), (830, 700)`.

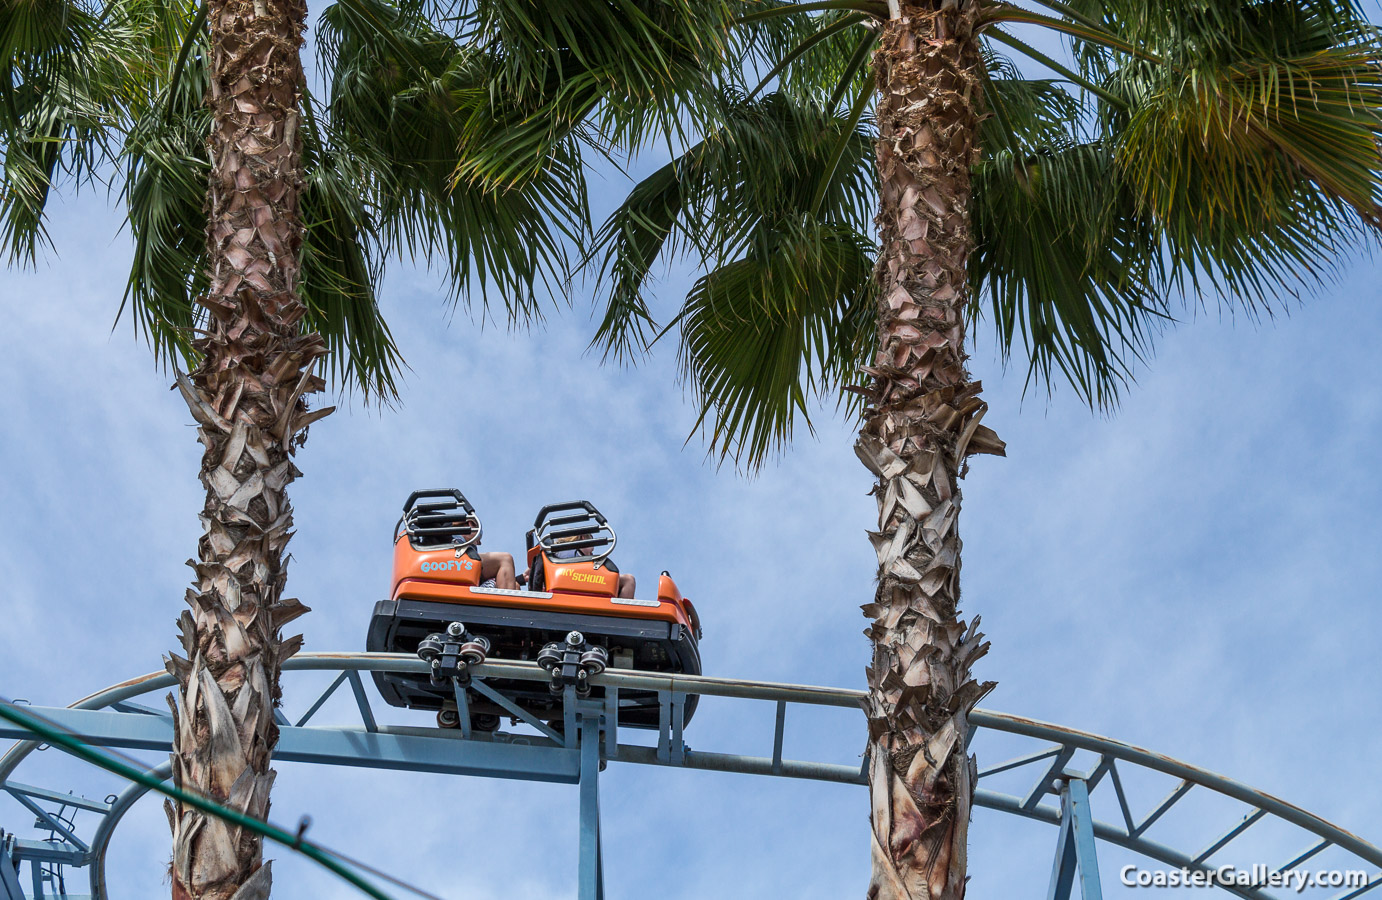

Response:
(0, 0), (112, 262)
(1111, 39), (1382, 305)
(321, 0), (584, 320)
(971, 140), (1166, 409)
(680, 217), (874, 465)
(586, 90), (876, 464)
(587, 90), (873, 358)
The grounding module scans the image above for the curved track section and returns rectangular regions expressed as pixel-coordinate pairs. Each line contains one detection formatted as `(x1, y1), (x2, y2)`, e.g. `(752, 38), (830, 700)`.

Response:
(1, 652), (1377, 900)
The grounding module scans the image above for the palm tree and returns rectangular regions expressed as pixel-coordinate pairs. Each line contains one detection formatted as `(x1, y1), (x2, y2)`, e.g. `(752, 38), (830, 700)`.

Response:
(582, 1), (1382, 896)
(2, 0), (735, 894)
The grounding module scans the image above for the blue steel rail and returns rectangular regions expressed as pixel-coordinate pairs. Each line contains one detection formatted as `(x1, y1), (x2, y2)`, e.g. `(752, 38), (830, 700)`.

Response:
(1, 652), (1379, 900)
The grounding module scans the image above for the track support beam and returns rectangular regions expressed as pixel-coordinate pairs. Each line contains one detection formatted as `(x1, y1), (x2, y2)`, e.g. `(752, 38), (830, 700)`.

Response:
(0, 836), (24, 900)
(578, 711), (605, 900)
(1047, 778), (1103, 900)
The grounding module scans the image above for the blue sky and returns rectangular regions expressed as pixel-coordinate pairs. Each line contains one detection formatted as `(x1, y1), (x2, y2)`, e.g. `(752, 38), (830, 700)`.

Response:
(4, 29), (1382, 900)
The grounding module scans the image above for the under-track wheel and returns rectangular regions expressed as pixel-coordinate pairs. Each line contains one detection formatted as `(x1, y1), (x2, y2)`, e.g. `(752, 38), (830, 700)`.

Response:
(459, 636), (490, 666)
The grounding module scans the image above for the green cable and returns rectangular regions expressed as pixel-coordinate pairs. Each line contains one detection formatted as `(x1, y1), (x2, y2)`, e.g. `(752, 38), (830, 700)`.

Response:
(0, 700), (396, 900)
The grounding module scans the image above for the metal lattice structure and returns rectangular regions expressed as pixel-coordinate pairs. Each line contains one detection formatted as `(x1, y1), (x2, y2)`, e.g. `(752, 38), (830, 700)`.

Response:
(3, 652), (1380, 900)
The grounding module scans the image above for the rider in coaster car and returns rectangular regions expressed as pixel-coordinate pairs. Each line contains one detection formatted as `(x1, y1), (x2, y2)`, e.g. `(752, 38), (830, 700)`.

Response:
(553, 534), (636, 599)
(410, 501), (516, 589)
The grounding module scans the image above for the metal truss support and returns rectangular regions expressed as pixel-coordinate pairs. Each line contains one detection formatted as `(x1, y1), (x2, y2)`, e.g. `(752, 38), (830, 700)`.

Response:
(1047, 778), (1103, 900)
(1, 836), (24, 900)
(3, 841), (81, 900)
(5, 652), (1382, 900)
(577, 710), (605, 900)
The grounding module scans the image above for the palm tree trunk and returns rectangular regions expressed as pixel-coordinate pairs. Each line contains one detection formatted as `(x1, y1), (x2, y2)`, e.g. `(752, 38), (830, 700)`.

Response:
(856, 3), (1005, 897)
(163, 0), (329, 896)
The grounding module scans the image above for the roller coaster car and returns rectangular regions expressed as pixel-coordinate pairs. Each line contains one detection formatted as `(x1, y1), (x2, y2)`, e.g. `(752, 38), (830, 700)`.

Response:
(367, 491), (702, 730)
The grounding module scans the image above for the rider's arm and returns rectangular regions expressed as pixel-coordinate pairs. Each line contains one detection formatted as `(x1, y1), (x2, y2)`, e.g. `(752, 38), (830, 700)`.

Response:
(479, 552), (517, 590)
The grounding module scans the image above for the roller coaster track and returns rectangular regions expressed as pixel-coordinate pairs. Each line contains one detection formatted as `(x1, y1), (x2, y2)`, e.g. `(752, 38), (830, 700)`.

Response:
(2, 652), (1379, 900)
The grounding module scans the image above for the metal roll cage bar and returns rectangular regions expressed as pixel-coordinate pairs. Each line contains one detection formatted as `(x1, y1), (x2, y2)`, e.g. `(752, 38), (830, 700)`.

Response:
(531, 500), (618, 567)
(394, 489), (483, 552)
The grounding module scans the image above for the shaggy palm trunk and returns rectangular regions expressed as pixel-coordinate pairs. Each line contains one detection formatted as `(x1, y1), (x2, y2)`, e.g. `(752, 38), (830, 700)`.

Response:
(856, 3), (1005, 898)
(163, 0), (328, 896)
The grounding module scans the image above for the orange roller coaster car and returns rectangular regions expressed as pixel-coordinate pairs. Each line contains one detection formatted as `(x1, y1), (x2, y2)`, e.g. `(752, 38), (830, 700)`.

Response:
(367, 490), (702, 730)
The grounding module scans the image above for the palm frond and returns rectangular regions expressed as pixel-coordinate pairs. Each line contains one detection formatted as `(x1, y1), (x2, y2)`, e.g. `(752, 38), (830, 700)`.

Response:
(978, 48), (1086, 154)
(0, 0), (117, 263)
(585, 157), (684, 362)
(447, 0), (739, 173)
(0, 0), (99, 117)
(586, 90), (874, 365)
(680, 216), (874, 467)
(975, 49), (1170, 408)
(1064, 0), (1368, 71)
(119, 67), (208, 370)
(972, 0), (1382, 405)
(299, 93), (405, 401)
(972, 141), (1167, 409)
(321, 0), (585, 322)
(670, 91), (875, 259)
(740, 7), (877, 106)
(1105, 13), (1382, 309)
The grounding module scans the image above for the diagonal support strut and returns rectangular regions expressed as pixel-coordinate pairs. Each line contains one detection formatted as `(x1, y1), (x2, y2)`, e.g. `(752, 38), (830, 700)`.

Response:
(1047, 778), (1103, 900)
